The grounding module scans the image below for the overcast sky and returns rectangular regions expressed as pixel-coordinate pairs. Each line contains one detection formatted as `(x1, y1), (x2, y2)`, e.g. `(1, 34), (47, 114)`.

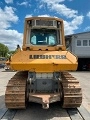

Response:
(0, 0), (90, 50)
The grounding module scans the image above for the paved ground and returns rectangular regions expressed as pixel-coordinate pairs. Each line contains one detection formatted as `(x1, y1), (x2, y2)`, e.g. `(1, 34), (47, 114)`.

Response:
(70, 71), (90, 113)
(0, 69), (90, 120)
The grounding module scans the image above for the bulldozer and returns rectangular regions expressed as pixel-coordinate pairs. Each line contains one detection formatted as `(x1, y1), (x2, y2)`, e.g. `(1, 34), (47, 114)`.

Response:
(5, 17), (82, 109)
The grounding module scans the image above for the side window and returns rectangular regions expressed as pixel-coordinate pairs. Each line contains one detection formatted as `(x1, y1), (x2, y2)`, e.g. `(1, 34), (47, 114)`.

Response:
(83, 40), (88, 46)
(48, 35), (56, 45)
(77, 40), (81, 46)
(31, 35), (36, 45)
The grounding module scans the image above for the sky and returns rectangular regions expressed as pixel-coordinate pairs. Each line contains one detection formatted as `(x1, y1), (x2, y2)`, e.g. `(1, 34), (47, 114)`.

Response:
(0, 0), (90, 50)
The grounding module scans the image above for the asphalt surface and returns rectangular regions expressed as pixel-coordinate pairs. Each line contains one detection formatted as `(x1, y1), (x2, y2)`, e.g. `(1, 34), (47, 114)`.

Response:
(0, 68), (90, 120)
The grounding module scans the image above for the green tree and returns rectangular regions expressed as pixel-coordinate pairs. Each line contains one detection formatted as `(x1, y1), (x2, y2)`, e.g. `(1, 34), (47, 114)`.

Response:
(0, 43), (9, 57)
(8, 50), (16, 56)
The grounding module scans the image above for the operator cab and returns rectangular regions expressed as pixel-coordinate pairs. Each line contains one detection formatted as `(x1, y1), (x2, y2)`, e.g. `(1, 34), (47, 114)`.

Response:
(22, 17), (66, 50)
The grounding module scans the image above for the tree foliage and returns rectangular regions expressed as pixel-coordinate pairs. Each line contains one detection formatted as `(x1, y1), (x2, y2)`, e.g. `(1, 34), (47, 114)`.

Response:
(8, 50), (16, 55)
(0, 43), (9, 57)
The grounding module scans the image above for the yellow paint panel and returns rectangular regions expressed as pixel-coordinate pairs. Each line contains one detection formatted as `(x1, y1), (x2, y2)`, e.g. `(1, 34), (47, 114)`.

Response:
(10, 50), (78, 72)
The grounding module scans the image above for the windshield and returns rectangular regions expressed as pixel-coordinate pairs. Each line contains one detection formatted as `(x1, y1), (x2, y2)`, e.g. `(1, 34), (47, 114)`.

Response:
(30, 29), (57, 45)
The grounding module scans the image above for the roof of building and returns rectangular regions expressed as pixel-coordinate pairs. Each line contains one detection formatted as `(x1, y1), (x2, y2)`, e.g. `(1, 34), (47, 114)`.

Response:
(65, 31), (90, 37)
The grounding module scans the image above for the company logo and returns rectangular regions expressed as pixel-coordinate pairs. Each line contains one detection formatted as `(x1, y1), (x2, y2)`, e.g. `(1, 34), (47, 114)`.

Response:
(29, 55), (66, 59)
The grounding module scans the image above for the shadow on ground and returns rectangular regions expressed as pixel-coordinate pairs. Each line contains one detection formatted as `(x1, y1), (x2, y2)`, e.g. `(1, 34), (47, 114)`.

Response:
(0, 95), (70, 120)
(14, 102), (70, 120)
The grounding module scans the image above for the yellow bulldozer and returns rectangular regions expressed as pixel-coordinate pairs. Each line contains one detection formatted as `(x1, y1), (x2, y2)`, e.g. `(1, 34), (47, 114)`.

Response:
(5, 17), (82, 109)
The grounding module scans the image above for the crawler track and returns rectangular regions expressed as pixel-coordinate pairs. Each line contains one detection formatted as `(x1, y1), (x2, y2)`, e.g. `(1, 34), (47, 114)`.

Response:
(61, 72), (82, 108)
(5, 71), (82, 109)
(5, 71), (28, 109)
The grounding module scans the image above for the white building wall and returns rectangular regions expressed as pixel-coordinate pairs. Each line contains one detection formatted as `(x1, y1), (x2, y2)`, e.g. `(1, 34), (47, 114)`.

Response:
(71, 32), (90, 58)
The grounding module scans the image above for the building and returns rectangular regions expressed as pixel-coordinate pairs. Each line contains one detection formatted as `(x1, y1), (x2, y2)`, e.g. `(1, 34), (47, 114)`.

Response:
(65, 31), (90, 70)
